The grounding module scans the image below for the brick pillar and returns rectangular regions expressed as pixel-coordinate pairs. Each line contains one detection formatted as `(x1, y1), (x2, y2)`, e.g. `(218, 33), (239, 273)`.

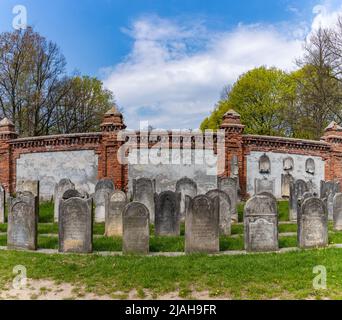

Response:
(99, 106), (127, 191)
(321, 121), (342, 183)
(0, 118), (18, 193)
(219, 110), (245, 195)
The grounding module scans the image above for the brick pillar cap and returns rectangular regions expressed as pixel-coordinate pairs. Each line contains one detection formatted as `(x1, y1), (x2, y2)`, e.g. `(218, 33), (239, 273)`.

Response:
(101, 106), (126, 131)
(220, 109), (245, 131)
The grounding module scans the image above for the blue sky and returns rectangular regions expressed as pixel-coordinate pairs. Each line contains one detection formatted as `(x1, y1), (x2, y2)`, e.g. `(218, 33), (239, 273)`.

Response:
(0, 0), (341, 128)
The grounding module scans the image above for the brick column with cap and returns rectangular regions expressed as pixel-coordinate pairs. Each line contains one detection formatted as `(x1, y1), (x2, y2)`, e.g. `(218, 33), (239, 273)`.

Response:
(99, 106), (128, 190)
(0, 118), (18, 193)
(219, 110), (246, 196)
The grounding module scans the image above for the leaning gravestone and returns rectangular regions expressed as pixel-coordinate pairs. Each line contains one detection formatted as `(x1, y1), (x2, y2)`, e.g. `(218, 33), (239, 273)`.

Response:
(244, 195), (278, 252)
(54, 179), (75, 222)
(206, 189), (232, 236)
(7, 192), (38, 250)
(94, 179), (115, 223)
(59, 196), (93, 253)
(218, 177), (238, 222)
(298, 197), (328, 249)
(333, 193), (342, 231)
(176, 177), (197, 222)
(105, 190), (127, 237)
(123, 202), (150, 254)
(185, 195), (220, 254)
(289, 180), (308, 221)
(0, 185), (5, 224)
(155, 191), (181, 236)
(133, 178), (156, 223)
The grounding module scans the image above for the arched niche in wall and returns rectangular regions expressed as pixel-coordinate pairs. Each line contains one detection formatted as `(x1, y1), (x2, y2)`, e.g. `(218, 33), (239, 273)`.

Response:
(306, 158), (315, 175)
(259, 154), (271, 174)
(283, 157), (294, 171)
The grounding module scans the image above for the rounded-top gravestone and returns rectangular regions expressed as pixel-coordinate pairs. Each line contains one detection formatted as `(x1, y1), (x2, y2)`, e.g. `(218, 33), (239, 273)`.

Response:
(176, 177), (197, 221)
(105, 190), (127, 237)
(54, 179), (75, 222)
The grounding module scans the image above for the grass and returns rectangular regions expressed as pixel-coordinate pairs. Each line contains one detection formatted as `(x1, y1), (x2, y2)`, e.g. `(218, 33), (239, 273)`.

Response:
(0, 248), (342, 299)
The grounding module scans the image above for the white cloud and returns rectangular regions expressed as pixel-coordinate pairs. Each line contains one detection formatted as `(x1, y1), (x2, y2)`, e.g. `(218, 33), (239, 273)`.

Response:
(102, 3), (342, 130)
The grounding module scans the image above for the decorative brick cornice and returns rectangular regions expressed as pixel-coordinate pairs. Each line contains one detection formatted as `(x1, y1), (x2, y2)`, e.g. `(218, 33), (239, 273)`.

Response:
(9, 132), (102, 150)
(243, 134), (331, 152)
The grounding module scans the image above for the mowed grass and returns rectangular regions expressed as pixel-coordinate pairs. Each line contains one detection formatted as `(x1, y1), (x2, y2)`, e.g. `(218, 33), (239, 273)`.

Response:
(0, 248), (342, 299)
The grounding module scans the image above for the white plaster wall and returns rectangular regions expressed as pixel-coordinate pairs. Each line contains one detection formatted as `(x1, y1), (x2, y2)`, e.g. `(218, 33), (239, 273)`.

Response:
(128, 149), (217, 196)
(246, 151), (325, 199)
(16, 150), (98, 200)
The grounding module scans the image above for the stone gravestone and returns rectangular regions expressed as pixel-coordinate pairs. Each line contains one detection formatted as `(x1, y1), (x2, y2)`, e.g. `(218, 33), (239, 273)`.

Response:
(218, 177), (238, 223)
(59, 196), (93, 253)
(63, 189), (83, 199)
(289, 180), (308, 221)
(185, 195), (220, 254)
(0, 185), (5, 224)
(206, 189), (232, 236)
(176, 177), (197, 222)
(320, 181), (340, 221)
(255, 178), (275, 196)
(155, 191), (181, 236)
(281, 174), (294, 198)
(244, 195), (278, 252)
(54, 179), (75, 222)
(123, 202), (150, 254)
(105, 190), (127, 237)
(17, 180), (40, 199)
(7, 192), (38, 250)
(298, 197), (328, 249)
(333, 193), (342, 231)
(133, 178), (156, 223)
(94, 179), (115, 223)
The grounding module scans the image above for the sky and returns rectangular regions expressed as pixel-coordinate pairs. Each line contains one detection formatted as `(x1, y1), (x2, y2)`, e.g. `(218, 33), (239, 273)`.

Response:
(0, 0), (342, 129)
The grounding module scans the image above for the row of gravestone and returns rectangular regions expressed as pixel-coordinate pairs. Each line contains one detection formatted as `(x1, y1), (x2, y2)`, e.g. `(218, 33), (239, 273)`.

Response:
(289, 179), (341, 221)
(6, 189), (330, 254)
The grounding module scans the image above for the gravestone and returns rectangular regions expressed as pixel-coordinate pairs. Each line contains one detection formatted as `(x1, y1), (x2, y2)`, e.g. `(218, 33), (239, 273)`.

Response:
(320, 181), (340, 221)
(230, 156), (241, 199)
(7, 192), (38, 250)
(62, 189), (83, 200)
(105, 190), (127, 237)
(133, 178), (156, 223)
(244, 195), (278, 252)
(259, 154), (271, 174)
(123, 202), (150, 254)
(283, 157), (294, 171)
(0, 185), (5, 224)
(281, 174), (294, 198)
(155, 191), (181, 236)
(255, 178), (275, 196)
(298, 197), (328, 249)
(17, 180), (40, 199)
(306, 158), (315, 175)
(185, 195), (220, 254)
(175, 177), (197, 222)
(59, 197), (93, 253)
(218, 177), (238, 222)
(54, 179), (75, 222)
(333, 193), (342, 231)
(289, 180), (308, 221)
(94, 179), (115, 223)
(206, 189), (232, 236)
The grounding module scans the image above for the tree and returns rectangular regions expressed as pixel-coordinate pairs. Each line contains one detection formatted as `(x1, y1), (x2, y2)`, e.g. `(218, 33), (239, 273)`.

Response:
(201, 67), (296, 136)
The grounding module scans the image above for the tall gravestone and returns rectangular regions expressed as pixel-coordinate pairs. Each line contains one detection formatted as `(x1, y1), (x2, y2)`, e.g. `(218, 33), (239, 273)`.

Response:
(123, 202), (150, 254)
(133, 178), (156, 223)
(333, 193), (342, 231)
(155, 191), (181, 236)
(185, 195), (219, 254)
(7, 192), (38, 251)
(176, 177), (197, 222)
(298, 197), (328, 249)
(59, 196), (93, 253)
(94, 179), (115, 223)
(320, 180), (340, 220)
(218, 177), (238, 222)
(281, 174), (294, 198)
(206, 189), (232, 236)
(244, 195), (278, 252)
(0, 185), (5, 224)
(105, 190), (127, 237)
(289, 180), (308, 221)
(54, 179), (75, 222)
